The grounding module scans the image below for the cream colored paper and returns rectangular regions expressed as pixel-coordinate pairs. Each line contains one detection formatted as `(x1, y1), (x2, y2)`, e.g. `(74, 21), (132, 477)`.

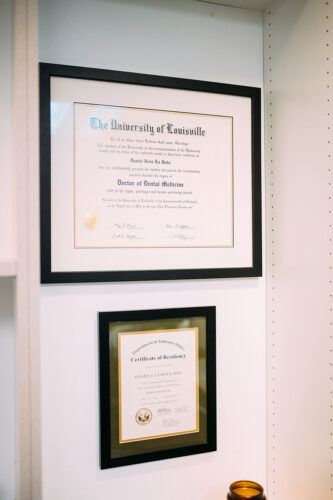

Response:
(74, 103), (233, 249)
(118, 328), (198, 443)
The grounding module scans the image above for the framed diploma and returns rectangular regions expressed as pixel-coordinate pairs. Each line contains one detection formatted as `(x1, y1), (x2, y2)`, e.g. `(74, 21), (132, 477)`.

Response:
(98, 306), (216, 468)
(40, 63), (262, 283)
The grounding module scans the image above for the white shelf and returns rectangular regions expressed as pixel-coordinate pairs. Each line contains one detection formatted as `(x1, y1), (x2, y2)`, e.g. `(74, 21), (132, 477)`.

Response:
(0, 260), (17, 277)
(196, 0), (275, 11)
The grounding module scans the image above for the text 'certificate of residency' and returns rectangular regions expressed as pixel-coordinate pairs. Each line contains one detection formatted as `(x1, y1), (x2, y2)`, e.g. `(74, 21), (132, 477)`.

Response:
(74, 103), (233, 249)
(118, 328), (199, 443)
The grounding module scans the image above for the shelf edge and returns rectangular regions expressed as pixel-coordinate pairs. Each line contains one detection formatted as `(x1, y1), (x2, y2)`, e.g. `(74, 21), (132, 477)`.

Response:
(0, 259), (17, 277)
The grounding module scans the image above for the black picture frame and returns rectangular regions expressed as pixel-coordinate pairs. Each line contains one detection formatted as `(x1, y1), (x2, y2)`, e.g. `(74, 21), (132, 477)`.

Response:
(40, 62), (262, 283)
(98, 306), (216, 469)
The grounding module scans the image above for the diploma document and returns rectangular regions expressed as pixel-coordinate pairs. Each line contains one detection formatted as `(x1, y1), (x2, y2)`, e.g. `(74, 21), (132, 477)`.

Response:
(118, 328), (199, 443)
(44, 66), (260, 281)
(74, 103), (233, 249)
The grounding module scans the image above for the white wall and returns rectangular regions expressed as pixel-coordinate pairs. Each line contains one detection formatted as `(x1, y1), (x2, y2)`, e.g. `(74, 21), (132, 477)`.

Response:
(265, 0), (333, 497)
(0, 1), (16, 499)
(0, 0), (14, 261)
(39, 1), (266, 499)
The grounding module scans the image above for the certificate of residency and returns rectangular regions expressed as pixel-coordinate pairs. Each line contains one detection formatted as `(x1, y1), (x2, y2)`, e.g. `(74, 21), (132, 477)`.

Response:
(118, 328), (199, 443)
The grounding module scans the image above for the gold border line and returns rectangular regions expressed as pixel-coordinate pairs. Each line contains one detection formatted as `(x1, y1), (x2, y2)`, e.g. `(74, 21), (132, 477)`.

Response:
(195, 327), (199, 431)
(73, 104), (77, 248)
(120, 428), (199, 444)
(73, 102), (235, 250)
(118, 327), (199, 443)
(230, 115), (234, 247)
(118, 332), (122, 443)
(74, 244), (234, 249)
(74, 101), (233, 119)
(119, 327), (196, 336)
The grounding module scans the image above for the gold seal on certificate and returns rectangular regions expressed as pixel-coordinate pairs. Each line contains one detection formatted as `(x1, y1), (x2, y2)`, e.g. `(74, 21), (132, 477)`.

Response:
(83, 213), (97, 229)
(135, 408), (152, 425)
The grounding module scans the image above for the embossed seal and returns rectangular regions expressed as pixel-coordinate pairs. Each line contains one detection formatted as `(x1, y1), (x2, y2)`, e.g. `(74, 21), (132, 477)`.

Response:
(84, 213), (97, 229)
(135, 408), (152, 425)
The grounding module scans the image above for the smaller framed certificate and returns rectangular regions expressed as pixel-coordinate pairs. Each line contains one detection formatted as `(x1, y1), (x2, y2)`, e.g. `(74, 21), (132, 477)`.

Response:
(98, 306), (216, 468)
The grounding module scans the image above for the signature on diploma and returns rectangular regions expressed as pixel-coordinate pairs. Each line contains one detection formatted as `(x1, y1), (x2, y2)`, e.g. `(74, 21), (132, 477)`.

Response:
(111, 222), (144, 240)
(165, 224), (196, 241)
(111, 233), (144, 240)
(113, 222), (143, 230)
(165, 224), (195, 231)
(169, 234), (195, 241)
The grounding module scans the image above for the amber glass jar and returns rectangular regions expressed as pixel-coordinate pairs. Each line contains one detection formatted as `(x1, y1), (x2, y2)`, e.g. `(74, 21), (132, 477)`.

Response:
(227, 481), (266, 500)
